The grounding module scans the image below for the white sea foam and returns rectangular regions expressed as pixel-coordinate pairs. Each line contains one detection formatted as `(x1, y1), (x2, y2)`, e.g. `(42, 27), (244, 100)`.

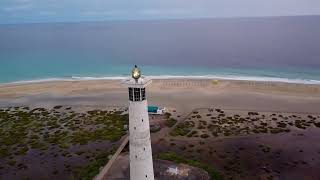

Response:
(150, 75), (320, 84)
(4, 78), (74, 85)
(3, 75), (320, 85)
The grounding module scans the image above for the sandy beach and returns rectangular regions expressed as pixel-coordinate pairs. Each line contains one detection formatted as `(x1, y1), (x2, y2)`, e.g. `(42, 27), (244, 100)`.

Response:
(0, 79), (320, 113)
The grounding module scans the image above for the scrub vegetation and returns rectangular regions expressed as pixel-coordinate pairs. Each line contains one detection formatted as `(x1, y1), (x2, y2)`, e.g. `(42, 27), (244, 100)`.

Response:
(76, 147), (117, 180)
(0, 106), (128, 179)
(170, 108), (320, 138)
(165, 118), (177, 127)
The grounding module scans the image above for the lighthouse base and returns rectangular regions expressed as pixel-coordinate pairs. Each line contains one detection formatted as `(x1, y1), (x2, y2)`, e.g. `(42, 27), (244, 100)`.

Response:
(104, 153), (210, 180)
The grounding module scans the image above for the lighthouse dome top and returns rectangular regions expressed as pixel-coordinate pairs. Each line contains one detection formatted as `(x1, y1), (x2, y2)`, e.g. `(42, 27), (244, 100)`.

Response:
(123, 65), (152, 87)
(132, 65), (141, 80)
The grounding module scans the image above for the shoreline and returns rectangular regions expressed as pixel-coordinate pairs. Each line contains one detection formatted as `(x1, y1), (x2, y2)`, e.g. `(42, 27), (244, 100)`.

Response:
(1, 74), (320, 86)
(1, 78), (320, 94)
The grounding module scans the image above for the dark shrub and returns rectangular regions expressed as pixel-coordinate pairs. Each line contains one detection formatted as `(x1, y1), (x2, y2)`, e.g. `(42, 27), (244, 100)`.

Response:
(200, 134), (209, 138)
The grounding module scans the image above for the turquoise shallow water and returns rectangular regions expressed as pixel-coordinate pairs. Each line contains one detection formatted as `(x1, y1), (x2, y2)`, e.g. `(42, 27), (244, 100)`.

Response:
(1, 17), (320, 84)
(1, 58), (319, 84)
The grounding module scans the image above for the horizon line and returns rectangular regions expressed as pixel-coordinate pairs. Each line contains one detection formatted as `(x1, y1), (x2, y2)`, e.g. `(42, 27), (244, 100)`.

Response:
(1, 14), (320, 26)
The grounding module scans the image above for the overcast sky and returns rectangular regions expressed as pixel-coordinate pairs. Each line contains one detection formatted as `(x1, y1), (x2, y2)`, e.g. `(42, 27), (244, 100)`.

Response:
(1, 0), (320, 24)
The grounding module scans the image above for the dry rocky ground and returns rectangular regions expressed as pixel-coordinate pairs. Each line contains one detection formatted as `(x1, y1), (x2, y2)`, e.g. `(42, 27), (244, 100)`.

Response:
(154, 108), (320, 180)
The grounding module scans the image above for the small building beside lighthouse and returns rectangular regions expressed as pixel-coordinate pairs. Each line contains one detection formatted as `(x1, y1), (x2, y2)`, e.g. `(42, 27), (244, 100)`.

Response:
(123, 65), (155, 180)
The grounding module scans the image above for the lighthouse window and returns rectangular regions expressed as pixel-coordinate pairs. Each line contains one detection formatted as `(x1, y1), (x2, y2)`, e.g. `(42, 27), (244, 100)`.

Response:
(128, 88), (133, 101)
(141, 88), (146, 100)
(134, 88), (141, 101)
(142, 119), (143, 122)
(146, 175), (148, 178)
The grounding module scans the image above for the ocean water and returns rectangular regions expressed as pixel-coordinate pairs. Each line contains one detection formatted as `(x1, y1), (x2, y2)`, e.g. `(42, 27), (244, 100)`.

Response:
(0, 16), (320, 84)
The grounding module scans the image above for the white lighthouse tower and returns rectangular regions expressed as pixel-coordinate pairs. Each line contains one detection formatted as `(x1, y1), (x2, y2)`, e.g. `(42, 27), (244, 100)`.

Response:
(124, 65), (155, 180)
